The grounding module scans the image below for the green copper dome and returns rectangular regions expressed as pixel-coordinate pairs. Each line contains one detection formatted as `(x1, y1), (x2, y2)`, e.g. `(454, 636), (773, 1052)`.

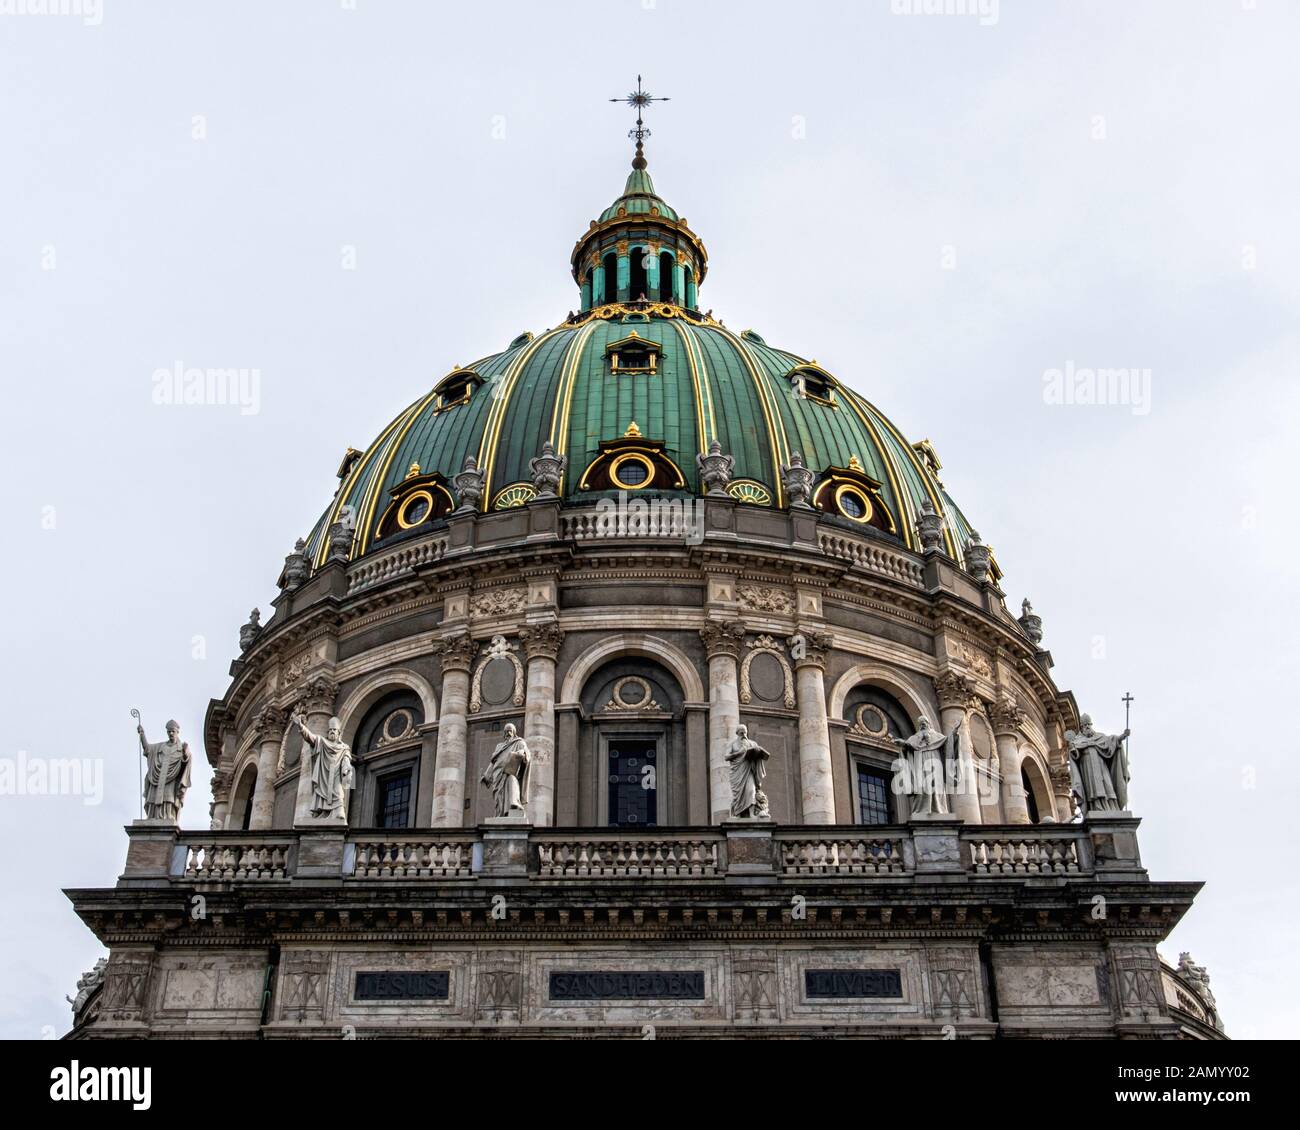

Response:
(599, 166), (679, 223)
(304, 149), (981, 569)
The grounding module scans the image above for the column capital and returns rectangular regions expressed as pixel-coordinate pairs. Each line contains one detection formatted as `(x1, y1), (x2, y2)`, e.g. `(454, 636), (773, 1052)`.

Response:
(934, 670), (973, 711)
(435, 630), (476, 674)
(787, 630), (833, 670)
(252, 705), (288, 741)
(990, 694), (1027, 737)
(296, 676), (338, 716)
(520, 621), (564, 661)
(700, 618), (746, 660)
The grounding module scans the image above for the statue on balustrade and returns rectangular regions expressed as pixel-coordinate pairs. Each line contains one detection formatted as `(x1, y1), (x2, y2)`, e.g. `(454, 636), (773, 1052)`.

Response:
(291, 712), (354, 820)
(482, 722), (531, 818)
(892, 717), (955, 818)
(137, 718), (192, 823)
(1065, 714), (1130, 813)
(726, 724), (771, 819)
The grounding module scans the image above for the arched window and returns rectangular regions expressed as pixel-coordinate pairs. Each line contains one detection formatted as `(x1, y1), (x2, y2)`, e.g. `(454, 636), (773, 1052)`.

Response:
(230, 763), (258, 830)
(351, 691), (424, 828)
(629, 246), (649, 301)
(659, 252), (675, 301)
(602, 252), (617, 304)
(843, 687), (914, 825)
(1021, 766), (1041, 824)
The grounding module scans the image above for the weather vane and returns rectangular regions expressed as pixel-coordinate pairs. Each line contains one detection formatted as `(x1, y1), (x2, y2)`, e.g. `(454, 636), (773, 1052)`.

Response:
(610, 75), (669, 168)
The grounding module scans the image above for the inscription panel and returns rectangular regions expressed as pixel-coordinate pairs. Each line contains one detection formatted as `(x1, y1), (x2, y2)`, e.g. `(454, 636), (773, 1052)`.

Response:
(354, 971), (450, 1001)
(550, 971), (705, 1001)
(804, 968), (903, 999)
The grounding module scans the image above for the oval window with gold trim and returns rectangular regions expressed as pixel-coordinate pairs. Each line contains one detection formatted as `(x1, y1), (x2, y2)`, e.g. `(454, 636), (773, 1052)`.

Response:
(397, 490), (434, 529)
(834, 483), (873, 523)
(610, 453), (653, 489)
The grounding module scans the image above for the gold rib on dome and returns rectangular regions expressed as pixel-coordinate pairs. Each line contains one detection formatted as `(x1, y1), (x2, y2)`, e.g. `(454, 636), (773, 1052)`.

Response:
(713, 323), (791, 507)
(357, 387), (443, 556)
(666, 317), (716, 451)
(548, 321), (600, 462)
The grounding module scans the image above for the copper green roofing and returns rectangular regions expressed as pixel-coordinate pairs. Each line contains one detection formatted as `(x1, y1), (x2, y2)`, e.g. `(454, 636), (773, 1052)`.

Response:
(307, 311), (973, 566)
(599, 166), (679, 223)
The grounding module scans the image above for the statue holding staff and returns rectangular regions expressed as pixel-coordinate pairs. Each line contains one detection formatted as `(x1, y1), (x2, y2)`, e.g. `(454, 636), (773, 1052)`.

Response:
(136, 715), (191, 823)
(1065, 713), (1130, 813)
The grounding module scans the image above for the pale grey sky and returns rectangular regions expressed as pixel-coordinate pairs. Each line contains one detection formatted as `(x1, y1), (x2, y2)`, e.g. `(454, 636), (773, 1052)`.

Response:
(2, 0), (1297, 1038)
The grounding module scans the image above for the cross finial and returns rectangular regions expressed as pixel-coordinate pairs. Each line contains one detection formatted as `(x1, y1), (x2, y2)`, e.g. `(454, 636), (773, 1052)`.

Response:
(610, 75), (670, 170)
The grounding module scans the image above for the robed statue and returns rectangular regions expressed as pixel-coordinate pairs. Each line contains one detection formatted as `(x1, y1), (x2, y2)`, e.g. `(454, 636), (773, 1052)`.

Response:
(291, 712), (353, 820)
(1065, 713), (1130, 813)
(725, 724), (771, 819)
(137, 718), (192, 822)
(892, 716), (955, 818)
(482, 722), (531, 818)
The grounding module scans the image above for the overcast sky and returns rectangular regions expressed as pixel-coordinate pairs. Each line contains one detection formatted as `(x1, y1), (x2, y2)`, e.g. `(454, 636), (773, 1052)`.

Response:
(2, 0), (1297, 1039)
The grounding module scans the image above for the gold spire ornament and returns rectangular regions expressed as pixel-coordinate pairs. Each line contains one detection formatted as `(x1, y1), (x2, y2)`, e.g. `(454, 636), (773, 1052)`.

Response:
(624, 421), (642, 438)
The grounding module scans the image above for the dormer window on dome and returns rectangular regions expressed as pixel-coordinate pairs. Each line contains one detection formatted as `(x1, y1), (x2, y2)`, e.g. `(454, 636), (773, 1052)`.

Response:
(788, 364), (838, 407)
(606, 331), (658, 374)
(432, 368), (483, 414)
(578, 422), (686, 493)
(374, 463), (455, 541)
(812, 455), (897, 535)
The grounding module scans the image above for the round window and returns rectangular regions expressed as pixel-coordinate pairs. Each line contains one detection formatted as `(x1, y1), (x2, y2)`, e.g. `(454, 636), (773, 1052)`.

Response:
(834, 484), (872, 523)
(611, 455), (652, 489)
(398, 490), (433, 528)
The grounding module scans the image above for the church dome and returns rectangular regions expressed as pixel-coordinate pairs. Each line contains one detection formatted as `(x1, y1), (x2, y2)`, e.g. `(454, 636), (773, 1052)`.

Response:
(304, 150), (983, 572)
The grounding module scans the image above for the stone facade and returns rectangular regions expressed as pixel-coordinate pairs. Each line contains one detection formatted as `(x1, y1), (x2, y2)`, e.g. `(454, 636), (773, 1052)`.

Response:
(65, 496), (1217, 1039)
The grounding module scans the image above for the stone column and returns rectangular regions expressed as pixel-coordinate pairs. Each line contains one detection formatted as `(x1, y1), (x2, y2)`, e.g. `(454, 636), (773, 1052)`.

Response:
(615, 247), (630, 302)
(430, 632), (475, 828)
(672, 261), (685, 304)
(591, 263), (605, 307)
(520, 622), (563, 828)
(935, 671), (981, 824)
(293, 677), (338, 823)
(992, 697), (1030, 824)
(250, 706), (286, 830)
(790, 631), (835, 825)
(701, 620), (746, 823)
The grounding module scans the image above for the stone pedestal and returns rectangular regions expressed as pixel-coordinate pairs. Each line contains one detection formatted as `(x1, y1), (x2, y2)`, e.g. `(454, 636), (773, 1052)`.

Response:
(292, 824), (346, 879)
(723, 818), (776, 878)
(121, 822), (180, 881)
(1086, 812), (1146, 880)
(479, 821), (532, 877)
(908, 815), (964, 875)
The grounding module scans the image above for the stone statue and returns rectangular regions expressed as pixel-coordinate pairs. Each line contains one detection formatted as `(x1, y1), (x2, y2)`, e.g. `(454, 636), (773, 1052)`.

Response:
(1064, 714), (1130, 813)
(696, 440), (734, 497)
(454, 455), (486, 513)
(281, 537), (311, 590)
(291, 712), (353, 820)
(780, 451), (816, 509)
(964, 532), (991, 583)
(892, 717), (955, 818)
(66, 957), (107, 1023)
(725, 724), (771, 819)
(481, 722), (530, 818)
(137, 718), (192, 823)
(239, 608), (261, 652)
(528, 441), (567, 499)
(1176, 952), (1222, 1029)
(916, 498), (945, 554)
(1018, 598), (1043, 645)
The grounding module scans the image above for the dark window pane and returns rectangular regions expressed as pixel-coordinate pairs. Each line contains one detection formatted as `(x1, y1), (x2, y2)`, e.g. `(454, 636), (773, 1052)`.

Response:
(377, 771), (412, 828)
(608, 745), (656, 827)
(856, 766), (891, 825)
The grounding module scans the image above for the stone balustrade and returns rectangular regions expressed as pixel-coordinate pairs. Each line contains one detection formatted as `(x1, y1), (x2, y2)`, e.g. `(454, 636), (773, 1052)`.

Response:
(817, 532), (926, 587)
(536, 833), (721, 878)
(133, 820), (1119, 887)
(776, 833), (908, 876)
(345, 536), (448, 593)
(559, 506), (695, 541)
(180, 836), (296, 881)
(351, 835), (476, 879)
(961, 827), (1089, 875)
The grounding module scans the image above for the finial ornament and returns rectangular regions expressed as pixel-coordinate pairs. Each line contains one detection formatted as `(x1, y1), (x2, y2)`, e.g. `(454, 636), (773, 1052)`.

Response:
(406, 461), (421, 479)
(1019, 598), (1044, 645)
(916, 498), (945, 554)
(696, 439), (735, 497)
(610, 75), (670, 170)
(781, 451), (816, 509)
(529, 440), (567, 499)
(624, 421), (642, 438)
(453, 455), (486, 513)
